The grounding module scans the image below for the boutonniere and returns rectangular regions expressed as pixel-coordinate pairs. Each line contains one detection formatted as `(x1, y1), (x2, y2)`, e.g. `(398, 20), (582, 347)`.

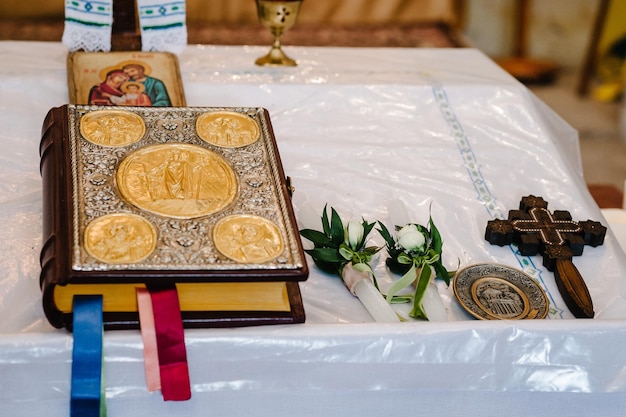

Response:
(378, 212), (454, 320)
(300, 205), (399, 322)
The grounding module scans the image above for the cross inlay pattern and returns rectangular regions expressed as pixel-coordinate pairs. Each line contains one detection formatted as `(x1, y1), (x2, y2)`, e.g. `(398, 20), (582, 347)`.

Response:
(485, 195), (606, 318)
(512, 207), (581, 246)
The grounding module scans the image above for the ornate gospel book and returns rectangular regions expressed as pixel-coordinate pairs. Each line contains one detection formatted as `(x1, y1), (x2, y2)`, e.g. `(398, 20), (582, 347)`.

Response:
(39, 104), (308, 330)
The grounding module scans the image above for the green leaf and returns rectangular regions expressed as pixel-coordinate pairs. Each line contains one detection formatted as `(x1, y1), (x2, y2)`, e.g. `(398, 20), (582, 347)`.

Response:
(312, 258), (341, 275)
(376, 221), (396, 247)
(415, 223), (428, 233)
(361, 220), (376, 249)
(433, 261), (453, 286)
(321, 204), (331, 236)
(363, 245), (380, 255)
(330, 207), (345, 245)
(305, 247), (345, 263)
(300, 229), (332, 246)
(429, 215), (443, 254)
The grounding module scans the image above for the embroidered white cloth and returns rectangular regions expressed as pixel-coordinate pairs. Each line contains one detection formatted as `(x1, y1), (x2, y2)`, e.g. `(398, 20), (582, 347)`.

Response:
(138, 0), (187, 54)
(62, 0), (187, 53)
(62, 0), (113, 52)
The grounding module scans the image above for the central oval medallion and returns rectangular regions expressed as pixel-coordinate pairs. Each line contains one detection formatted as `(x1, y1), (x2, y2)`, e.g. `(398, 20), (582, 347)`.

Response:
(117, 143), (238, 219)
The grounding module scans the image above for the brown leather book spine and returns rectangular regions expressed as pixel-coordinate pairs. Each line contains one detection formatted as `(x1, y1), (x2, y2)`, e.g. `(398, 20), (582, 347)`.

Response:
(39, 105), (71, 329)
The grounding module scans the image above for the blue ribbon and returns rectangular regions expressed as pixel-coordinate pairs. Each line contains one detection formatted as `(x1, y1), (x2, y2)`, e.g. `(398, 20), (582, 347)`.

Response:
(71, 295), (106, 417)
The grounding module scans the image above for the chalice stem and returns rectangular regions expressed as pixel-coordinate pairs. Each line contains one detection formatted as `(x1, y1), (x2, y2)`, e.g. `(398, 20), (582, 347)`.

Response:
(272, 35), (282, 50)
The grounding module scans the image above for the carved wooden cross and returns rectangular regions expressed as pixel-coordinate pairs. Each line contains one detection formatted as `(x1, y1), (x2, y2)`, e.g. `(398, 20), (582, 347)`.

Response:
(485, 195), (606, 318)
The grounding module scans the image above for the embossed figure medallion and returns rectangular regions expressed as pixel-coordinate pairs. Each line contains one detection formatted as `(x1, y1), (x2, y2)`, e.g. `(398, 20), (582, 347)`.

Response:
(80, 110), (146, 146)
(117, 143), (238, 218)
(471, 276), (530, 319)
(84, 213), (157, 264)
(213, 214), (284, 263)
(453, 263), (549, 320)
(196, 111), (260, 148)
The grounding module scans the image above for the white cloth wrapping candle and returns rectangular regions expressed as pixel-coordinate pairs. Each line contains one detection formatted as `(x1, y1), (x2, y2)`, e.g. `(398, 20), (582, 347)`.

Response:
(62, 0), (187, 53)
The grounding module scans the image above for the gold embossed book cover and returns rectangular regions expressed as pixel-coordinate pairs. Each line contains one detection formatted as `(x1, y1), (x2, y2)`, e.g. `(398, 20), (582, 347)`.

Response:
(67, 51), (186, 107)
(39, 104), (307, 330)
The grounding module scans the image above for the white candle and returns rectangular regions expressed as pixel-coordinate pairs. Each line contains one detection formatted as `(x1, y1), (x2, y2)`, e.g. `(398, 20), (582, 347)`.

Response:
(387, 198), (411, 228)
(421, 282), (448, 322)
(342, 263), (399, 323)
(296, 203), (322, 231)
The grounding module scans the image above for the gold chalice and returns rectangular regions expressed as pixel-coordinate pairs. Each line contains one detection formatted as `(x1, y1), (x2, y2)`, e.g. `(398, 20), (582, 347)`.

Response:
(255, 0), (302, 66)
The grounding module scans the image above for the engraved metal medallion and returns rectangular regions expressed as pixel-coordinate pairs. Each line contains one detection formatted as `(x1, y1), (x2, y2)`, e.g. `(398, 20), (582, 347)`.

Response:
(80, 109), (146, 146)
(84, 213), (157, 264)
(116, 143), (238, 219)
(453, 263), (549, 320)
(196, 111), (260, 148)
(212, 214), (284, 263)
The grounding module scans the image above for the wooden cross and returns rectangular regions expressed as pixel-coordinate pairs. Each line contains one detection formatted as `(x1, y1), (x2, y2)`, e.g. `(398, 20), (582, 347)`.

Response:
(485, 195), (606, 318)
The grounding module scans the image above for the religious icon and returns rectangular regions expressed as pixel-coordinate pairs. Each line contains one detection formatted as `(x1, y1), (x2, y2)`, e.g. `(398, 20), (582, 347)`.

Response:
(67, 51), (186, 106)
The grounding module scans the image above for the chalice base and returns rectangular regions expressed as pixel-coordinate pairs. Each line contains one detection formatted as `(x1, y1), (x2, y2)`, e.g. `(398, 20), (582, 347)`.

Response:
(255, 46), (297, 67)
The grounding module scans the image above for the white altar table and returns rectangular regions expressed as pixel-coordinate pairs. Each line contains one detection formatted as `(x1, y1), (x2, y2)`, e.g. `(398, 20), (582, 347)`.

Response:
(1, 41), (626, 417)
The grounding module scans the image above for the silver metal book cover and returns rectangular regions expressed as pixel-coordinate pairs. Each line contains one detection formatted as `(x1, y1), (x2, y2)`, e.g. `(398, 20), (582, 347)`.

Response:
(66, 105), (304, 273)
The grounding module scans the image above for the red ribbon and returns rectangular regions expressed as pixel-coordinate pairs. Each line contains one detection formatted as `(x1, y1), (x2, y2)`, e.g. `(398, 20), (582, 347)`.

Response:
(149, 286), (191, 401)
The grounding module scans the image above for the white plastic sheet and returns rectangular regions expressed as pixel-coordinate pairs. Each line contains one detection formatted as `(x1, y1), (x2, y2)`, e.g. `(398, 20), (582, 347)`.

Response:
(1, 42), (626, 416)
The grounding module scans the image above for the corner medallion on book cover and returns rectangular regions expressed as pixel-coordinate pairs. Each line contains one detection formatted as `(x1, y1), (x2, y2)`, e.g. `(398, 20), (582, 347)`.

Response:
(80, 109), (146, 147)
(196, 111), (260, 148)
(84, 213), (158, 264)
(213, 214), (284, 264)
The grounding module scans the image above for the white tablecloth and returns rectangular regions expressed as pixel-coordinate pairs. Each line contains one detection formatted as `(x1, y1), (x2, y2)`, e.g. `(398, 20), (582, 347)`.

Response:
(1, 41), (626, 417)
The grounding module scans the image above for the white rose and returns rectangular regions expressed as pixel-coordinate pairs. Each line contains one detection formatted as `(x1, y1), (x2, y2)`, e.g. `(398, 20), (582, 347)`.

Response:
(397, 224), (425, 252)
(345, 220), (364, 248)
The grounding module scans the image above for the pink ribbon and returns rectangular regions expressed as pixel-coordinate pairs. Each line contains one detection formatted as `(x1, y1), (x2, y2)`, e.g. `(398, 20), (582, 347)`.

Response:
(138, 286), (191, 401)
(136, 288), (161, 392)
